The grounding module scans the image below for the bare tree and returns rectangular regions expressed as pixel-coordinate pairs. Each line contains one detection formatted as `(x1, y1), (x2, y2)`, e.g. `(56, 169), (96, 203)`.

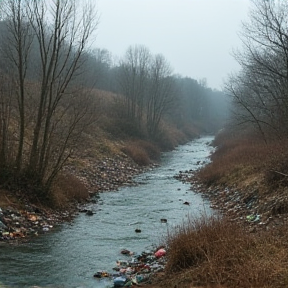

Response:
(118, 45), (151, 128)
(0, 73), (15, 168)
(1, 0), (34, 171)
(146, 54), (176, 138)
(0, 0), (99, 193)
(226, 0), (288, 140)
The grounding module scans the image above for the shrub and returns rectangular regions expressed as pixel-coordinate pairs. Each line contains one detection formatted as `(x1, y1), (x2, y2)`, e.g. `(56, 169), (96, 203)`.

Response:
(51, 173), (89, 207)
(264, 139), (288, 190)
(134, 140), (161, 161)
(197, 131), (273, 186)
(163, 214), (288, 288)
(154, 124), (188, 151)
(121, 139), (162, 166)
(121, 142), (151, 166)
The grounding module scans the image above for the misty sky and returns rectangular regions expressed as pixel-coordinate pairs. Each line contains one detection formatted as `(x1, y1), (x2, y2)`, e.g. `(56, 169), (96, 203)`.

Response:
(96, 0), (251, 90)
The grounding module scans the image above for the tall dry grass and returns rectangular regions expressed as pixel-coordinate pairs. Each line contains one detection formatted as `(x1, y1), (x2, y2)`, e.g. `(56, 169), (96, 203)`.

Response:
(163, 215), (288, 288)
(197, 130), (286, 187)
(50, 173), (89, 208)
(121, 140), (160, 166)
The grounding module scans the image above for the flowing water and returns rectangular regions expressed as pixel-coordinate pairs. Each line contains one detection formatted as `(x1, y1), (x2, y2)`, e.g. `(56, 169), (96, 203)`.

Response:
(0, 136), (214, 288)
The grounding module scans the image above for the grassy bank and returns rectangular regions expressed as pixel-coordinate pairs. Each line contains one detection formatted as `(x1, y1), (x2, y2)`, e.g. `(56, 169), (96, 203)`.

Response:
(152, 214), (288, 288)
(147, 129), (288, 288)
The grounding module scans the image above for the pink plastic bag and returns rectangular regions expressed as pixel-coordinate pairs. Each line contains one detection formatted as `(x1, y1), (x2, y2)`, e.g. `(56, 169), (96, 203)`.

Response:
(154, 248), (166, 258)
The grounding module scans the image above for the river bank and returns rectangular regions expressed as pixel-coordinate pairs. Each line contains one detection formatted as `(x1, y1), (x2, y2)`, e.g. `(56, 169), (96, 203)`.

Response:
(0, 153), (149, 242)
(0, 136), (213, 288)
(144, 132), (288, 288)
(4, 133), (283, 288)
(175, 167), (288, 234)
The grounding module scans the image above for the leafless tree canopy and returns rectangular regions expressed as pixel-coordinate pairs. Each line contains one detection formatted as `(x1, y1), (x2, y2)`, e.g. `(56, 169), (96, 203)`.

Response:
(117, 45), (177, 138)
(225, 0), (288, 141)
(0, 0), (228, 197)
(0, 0), (99, 193)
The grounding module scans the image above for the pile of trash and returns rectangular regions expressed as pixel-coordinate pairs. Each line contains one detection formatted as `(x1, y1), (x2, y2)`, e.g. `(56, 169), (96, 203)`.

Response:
(94, 247), (167, 287)
(0, 206), (71, 242)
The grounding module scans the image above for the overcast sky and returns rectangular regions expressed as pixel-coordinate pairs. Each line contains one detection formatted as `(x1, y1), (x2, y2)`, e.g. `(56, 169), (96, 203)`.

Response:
(95, 0), (251, 90)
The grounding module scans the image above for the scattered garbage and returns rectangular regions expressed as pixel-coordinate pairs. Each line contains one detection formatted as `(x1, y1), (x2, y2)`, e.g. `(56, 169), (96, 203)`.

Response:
(113, 275), (128, 287)
(0, 206), (73, 242)
(246, 214), (260, 222)
(154, 248), (166, 258)
(120, 249), (133, 255)
(93, 247), (167, 287)
(93, 270), (110, 278)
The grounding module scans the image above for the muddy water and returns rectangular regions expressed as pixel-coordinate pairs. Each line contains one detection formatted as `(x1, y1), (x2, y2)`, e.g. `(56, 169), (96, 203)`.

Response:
(0, 136), (214, 288)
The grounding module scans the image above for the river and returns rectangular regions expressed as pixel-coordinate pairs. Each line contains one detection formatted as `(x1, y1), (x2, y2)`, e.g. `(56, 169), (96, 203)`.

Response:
(0, 136), (214, 288)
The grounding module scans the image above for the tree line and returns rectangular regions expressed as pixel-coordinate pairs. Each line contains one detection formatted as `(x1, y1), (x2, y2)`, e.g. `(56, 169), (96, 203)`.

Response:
(0, 0), (227, 198)
(81, 46), (228, 141)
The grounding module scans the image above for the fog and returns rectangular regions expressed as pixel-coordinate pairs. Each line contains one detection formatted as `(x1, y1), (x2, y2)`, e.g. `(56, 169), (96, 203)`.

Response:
(96, 0), (251, 90)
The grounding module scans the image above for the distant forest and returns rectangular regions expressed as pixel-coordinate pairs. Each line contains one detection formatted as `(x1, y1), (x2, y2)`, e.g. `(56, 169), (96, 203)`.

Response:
(0, 0), (228, 197)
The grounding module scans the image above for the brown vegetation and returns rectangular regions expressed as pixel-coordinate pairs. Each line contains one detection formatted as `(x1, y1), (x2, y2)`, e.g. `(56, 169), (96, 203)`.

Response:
(194, 129), (288, 223)
(50, 174), (89, 208)
(197, 129), (283, 190)
(121, 140), (160, 166)
(151, 215), (288, 288)
(144, 128), (288, 288)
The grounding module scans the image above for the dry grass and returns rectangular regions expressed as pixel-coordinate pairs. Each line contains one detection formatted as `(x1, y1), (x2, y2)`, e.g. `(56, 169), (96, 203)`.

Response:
(50, 173), (89, 208)
(155, 123), (189, 150)
(161, 215), (288, 288)
(148, 129), (288, 288)
(197, 131), (284, 188)
(0, 189), (25, 209)
(121, 140), (160, 166)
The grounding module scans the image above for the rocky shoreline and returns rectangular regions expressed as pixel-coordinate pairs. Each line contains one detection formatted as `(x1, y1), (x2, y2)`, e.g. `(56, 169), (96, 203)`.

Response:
(3, 146), (285, 287)
(175, 169), (288, 233)
(66, 154), (150, 193)
(0, 205), (74, 242)
(3, 151), (285, 243)
(0, 154), (151, 243)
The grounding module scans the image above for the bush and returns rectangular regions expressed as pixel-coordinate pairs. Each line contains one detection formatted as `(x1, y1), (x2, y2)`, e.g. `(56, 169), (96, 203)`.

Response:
(134, 140), (161, 161)
(197, 131), (273, 186)
(121, 141), (151, 166)
(153, 124), (188, 151)
(163, 215), (288, 288)
(101, 116), (145, 139)
(51, 173), (89, 207)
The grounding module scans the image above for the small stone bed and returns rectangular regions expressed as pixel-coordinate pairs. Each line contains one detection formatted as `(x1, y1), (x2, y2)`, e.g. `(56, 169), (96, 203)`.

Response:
(0, 155), (155, 242)
(174, 169), (288, 233)
(66, 155), (150, 193)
